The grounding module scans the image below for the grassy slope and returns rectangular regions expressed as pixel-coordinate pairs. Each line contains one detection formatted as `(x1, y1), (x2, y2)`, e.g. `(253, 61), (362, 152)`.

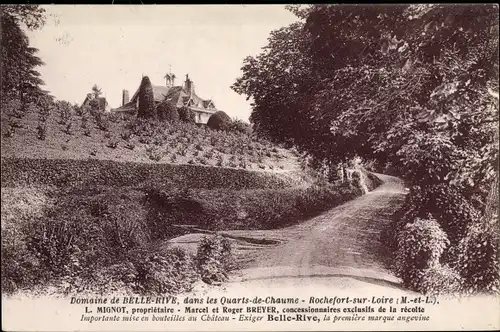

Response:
(1, 104), (382, 296)
(0, 107), (300, 172)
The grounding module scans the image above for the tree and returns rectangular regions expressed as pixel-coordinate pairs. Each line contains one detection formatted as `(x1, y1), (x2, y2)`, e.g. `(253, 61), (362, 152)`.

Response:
(229, 119), (252, 135)
(207, 111), (232, 131)
(91, 85), (102, 99)
(178, 107), (196, 124)
(1, 5), (47, 105)
(232, 4), (499, 294)
(157, 101), (179, 123)
(137, 76), (155, 118)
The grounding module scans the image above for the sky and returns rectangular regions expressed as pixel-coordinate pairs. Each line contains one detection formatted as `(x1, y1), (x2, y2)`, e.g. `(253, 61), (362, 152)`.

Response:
(26, 5), (299, 121)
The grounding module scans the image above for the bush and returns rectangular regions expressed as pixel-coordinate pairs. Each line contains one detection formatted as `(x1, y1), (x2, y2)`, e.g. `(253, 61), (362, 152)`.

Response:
(107, 138), (119, 149)
(133, 247), (199, 295)
(146, 145), (164, 162)
(56, 101), (73, 125)
(178, 107), (196, 123)
(1, 158), (294, 190)
(395, 215), (452, 290)
(453, 222), (500, 294)
(196, 235), (235, 284)
(411, 265), (463, 295)
(228, 119), (252, 134)
(1, 226), (44, 295)
(95, 113), (110, 131)
(1, 99), (23, 118)
(398, 184), (480, 245)
(157, 102), (179, 123)
(207, 111), (232, 131)
(1, 186), (152, 294)
(138, 76), (155, 119)
(37, 122), (47, 140)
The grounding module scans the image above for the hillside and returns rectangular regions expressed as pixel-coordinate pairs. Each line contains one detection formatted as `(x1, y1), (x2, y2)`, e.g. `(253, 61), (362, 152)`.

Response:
(0, 103), (301, 173)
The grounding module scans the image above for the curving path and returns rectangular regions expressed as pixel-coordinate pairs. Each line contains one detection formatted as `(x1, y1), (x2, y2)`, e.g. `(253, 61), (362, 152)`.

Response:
(228, 173), (407, 285)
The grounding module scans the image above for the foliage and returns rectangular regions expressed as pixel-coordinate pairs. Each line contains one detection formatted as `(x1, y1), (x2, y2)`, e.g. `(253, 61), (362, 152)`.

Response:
(137, 76), (155, 119)
(1, 5), (47, 104)
(398, 184), (480, 245)
(196, 235), (235, 284)
(453, 222), (500, 294)
(144, 179), (363, 232)
(157, 101), (180, 123)
(1, 158), (294, 190)
(229, 119), (253, 135)
(91, 84), (102, 99)
(133, 247), (199, 295)
(178, 106), (196, 123)
(395, 215), (450, 289)
(411, 264), (463, 295)
(207, 111), (233, 131)
(232, 4), (499, 294)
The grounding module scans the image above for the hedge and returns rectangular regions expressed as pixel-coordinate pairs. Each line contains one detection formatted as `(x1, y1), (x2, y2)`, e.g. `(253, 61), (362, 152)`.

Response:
(0, 157), (294, 190)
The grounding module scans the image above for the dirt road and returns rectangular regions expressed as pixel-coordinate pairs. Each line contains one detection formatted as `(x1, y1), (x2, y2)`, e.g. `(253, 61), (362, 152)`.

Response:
(170, 173), (407, 285)
(230, 173), (405, 283)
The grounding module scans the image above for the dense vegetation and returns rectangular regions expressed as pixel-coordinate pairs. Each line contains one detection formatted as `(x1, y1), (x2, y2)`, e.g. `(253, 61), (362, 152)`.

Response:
(137, 76), (155, 118)
(1, 167), (366, 295)
(233, 4), (499, 295)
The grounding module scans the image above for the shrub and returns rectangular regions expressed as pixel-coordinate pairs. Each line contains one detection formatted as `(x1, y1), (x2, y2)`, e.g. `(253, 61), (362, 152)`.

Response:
(1, 187), (153, 294)
(411, 265), (463, 295)
(228, 119), (252, 134)
(395, 215), (451, 290)
(453, 222), (500, 294)
(107, 138), (119, 149)
(63, 122), (73, 135)
(146, 145), (164, 162)
(207, 111), (232, 131)
(4, 125), (15, 138)
(56, 101), (73, 125)
(1, 158), (295, 190)
(1, 226), (44, 294)
(178, 107), (196, 123)
(2, 99), (23, 118)
(37, 122), (47, 140)
(138, 76), (155, 119)
(157, 102), (179, 123)
(128, 118), (157, 137)
(96, 113), (110, 131)
(132, 247), (199, 295)
(121, 130), (132, 141)
(196, 235), (235, 284)
(38, 105), (51, 123)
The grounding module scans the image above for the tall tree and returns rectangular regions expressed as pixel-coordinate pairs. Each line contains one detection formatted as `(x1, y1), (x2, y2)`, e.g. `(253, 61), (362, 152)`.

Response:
(1, 5), (47, 105)
(91, 84), (102, 99)
(232, 4), (499, 293)
(137, 76), (155, 118)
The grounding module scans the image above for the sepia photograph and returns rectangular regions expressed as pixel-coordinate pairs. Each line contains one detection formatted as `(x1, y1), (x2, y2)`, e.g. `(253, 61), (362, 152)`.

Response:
(1, 4), (499, 331)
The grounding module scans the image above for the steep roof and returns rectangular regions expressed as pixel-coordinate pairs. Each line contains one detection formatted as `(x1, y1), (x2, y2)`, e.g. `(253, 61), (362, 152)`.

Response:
(130, 85), (171, 103)
(121, 78), (216, 112)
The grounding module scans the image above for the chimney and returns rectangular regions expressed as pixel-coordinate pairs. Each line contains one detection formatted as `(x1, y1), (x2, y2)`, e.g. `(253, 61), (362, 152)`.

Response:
(184, 74), (193, 95)
(122, 89), (129, 106)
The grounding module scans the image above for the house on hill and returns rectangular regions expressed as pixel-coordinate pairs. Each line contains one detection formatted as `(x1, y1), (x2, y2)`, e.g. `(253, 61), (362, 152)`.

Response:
(113, 72), (218, 124)
(81, 93), (109, 112)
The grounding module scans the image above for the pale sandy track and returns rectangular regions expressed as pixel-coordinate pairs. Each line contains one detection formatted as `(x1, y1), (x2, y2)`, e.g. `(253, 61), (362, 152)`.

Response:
(169, 174), (406, 285)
